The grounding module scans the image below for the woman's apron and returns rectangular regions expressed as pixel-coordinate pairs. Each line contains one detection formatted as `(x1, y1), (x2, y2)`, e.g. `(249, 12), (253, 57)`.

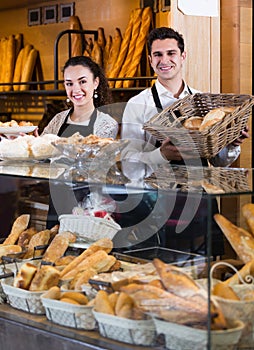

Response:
(46, 109), (98, 228)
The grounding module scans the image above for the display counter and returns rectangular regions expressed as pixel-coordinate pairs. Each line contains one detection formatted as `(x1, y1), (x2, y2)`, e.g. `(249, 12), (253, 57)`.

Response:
(0, 160), (253, 350)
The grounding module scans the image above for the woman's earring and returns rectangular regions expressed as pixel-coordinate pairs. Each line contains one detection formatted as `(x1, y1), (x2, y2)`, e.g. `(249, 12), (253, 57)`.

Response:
(94, 89), (98, 99)
(66, 97), (70, 103)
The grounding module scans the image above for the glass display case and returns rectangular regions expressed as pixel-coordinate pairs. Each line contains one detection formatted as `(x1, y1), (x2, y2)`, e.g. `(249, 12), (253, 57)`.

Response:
(0, 158), (253, 350)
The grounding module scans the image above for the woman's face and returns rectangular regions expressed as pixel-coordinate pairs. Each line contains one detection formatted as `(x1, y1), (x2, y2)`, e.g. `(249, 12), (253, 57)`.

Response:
(64, 65), (99, 107)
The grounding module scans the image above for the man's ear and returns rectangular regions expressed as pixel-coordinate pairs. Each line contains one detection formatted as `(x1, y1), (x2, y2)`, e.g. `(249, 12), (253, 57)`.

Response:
(181, 51), (187, 61)
(148, 55), (152, 65)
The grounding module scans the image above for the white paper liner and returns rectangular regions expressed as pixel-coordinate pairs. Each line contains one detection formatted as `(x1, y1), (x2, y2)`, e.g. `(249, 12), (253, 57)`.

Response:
(153, 317), (244, 350)
(93, 311), (156, 346)
(41, 296), (96, 330)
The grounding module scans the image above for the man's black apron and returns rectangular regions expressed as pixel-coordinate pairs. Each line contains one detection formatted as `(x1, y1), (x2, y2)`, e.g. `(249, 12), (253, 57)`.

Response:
(46, 109), (97, 228)
(148, 84), (224, 256)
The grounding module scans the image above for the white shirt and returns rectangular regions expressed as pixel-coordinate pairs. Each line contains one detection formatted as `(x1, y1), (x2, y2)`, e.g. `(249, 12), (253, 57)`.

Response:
(121, 79), (240, 168)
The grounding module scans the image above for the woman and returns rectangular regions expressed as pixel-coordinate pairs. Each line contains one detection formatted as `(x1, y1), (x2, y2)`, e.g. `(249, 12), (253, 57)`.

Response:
(41, 55), (118, 138)
(43, 56), (119, 228)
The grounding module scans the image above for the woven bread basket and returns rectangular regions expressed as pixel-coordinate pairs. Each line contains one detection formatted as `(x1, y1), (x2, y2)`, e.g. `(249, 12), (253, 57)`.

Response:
(93, 311), (156, 346)
(153, 317), (244, 350)
(143, 93), (254, 158)
(59, 214), (121, 242)
(41, 296), (96, 330)
(1, 277), (45, 314)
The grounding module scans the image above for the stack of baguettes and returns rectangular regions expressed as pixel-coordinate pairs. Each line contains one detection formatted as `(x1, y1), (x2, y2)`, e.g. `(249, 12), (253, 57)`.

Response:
(214, 203), (254, 264)
(107, 7), (153, 88)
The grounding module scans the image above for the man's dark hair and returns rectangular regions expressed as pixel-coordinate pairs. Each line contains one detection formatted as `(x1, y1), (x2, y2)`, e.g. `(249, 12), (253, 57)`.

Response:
(147, 27), (185, 55)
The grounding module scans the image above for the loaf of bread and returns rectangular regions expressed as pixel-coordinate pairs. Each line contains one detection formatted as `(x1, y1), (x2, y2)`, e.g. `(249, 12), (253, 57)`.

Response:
(13, 262), (38, 290)
(153, 258), (201, 297)
(0, 244), (23, 261)
(23, 229), (51, 259)
(242, 203), (254, 236)
(3, 214), (30, 245)
(59, 237), (113, 278)
(212, 281), (240, 300)
(61, 291), (88, 305)
(69, 267), (97, 290)
(94, 290), (115, 315)
(54, 255), (76, 267)
(17, 227), (37, 247)
(223, 259), (254, 286)
(41, 286), (61, 300)
(43, 234), (70, 264)
(91, 41), (103, 67)
(69, 15), (83, 57)
(183, 116), (203, 130)
(29, 265), (60, 291)
(214, 213), (254, 263)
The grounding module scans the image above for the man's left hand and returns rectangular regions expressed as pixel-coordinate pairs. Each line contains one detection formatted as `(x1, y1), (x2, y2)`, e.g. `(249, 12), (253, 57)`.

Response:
(231, 125), (249, 146)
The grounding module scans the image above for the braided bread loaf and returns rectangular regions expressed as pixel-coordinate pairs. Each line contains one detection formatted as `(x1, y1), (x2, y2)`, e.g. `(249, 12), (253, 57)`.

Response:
(123, 7), (153, 88)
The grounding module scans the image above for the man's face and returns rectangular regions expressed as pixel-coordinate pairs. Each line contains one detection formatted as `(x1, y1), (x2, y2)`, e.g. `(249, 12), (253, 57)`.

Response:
(149, 38), (186, 82)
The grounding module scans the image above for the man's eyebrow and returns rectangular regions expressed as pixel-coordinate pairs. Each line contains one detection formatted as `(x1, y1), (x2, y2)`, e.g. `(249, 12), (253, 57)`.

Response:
(152, 49), (177, 55)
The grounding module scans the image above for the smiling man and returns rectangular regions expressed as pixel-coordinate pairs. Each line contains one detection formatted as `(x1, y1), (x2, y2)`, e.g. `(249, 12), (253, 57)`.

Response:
(121, 26), (247, 166)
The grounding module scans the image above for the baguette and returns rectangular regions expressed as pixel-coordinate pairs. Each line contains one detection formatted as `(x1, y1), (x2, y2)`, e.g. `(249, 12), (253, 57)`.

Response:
(212, 281), (240, 300)
(242, 203), (254, 236)
(115, 9), (143, 88)
(123, 7), (153, 88)
(103, 35), (112, 71)
(43, 234), (69, 264)
(91, 41), (103, 67)
(17, 227), (37, 247)
(223, 259), (254, 286)
(61, 250), (110, 280)
(23, 229), (51, 259)
(214, 213), (254, 263)
(3, 35), (15, 92)
(69, 15), (83, 57)
(3, 214), (30, 245)
(60, 238), (113, 277)
(153, 258), (201, 297)
(0, 244), (22, 260)
(107, 9), (135, 86)
(20, 48), (38, 91)
(115, 291), (134, 317)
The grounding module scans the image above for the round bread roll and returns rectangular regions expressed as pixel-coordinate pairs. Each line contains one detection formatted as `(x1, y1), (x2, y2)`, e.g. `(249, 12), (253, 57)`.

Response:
(182, 117), (203, 130)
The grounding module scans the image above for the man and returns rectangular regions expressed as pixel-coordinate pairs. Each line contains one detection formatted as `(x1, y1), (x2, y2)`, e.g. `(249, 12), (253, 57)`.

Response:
(121, 27), (248, 167)
(114, 27), (248, 255)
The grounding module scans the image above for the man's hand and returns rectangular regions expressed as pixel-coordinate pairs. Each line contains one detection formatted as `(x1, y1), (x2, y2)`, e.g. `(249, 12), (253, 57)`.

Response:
(159, 138), (197, 161)
(231, 125), (249, 146)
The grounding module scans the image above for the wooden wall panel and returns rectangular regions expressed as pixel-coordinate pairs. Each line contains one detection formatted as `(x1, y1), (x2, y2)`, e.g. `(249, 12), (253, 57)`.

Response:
(169, 0), (220, 93)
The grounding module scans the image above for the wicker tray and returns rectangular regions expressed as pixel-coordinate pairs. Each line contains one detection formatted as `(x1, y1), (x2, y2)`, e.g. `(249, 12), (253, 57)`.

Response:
(93, 311), (156, 346)
(153, 317), (244, 350)
(143, 93), (254, 158)
(1, 277), (45, 314)
(144, 165), (250, 194)
(59, 214), (121, 242)
(41, 295), (96, 330)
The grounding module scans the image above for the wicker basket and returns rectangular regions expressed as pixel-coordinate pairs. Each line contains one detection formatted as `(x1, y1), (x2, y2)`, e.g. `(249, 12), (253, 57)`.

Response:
(1, 277), (45, 314)
(59, 214), (121, 242)
(213, 295), (254, 349)
(41, 295), (96, 330)
(153, 317), (244, 350)
(144, 164), (250, 193)
(93, 311), (156, 346)
(143, 93), (254, 158)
